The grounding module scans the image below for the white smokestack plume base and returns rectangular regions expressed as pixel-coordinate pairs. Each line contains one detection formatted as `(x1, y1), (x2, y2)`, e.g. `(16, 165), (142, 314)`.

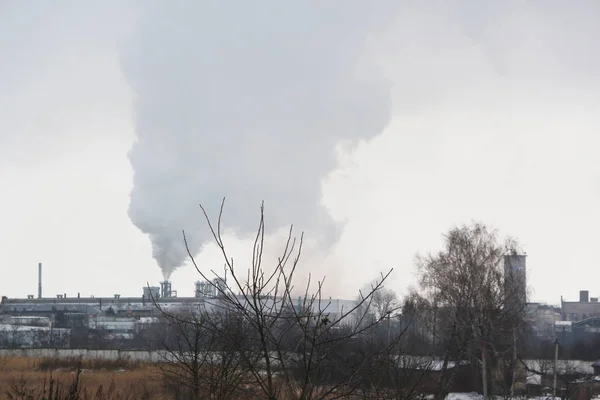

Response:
(121, 2), (396, 279)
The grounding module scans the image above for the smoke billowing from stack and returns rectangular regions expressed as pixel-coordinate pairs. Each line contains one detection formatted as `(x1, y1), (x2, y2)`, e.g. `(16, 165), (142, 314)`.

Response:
(121, 2), (395, 279)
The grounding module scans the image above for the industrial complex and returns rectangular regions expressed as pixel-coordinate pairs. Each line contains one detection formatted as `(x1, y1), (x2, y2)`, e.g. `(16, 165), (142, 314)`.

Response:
(0, 262), (360, 348)
(2, 255), (600, 350)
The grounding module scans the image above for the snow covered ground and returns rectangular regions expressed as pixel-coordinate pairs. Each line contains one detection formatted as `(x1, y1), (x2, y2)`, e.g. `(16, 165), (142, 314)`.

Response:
(446, 394), (561, 400)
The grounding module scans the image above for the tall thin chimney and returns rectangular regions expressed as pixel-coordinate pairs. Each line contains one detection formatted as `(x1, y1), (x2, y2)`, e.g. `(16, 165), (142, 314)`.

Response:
(38, 262), (42, 299)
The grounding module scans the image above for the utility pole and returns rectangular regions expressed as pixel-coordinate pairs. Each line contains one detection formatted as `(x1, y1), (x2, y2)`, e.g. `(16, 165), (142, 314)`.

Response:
(482, 339), (488, 400)
(387, 312), (391, 347)
(511, 328), (517, 396)
(553, 336), (559, 397)
(433, 288), (437, 356)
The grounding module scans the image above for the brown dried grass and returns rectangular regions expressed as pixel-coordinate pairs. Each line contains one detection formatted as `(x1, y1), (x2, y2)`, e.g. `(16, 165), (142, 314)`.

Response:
(0, 356), (357, 400)
(0, 356), (163, 399)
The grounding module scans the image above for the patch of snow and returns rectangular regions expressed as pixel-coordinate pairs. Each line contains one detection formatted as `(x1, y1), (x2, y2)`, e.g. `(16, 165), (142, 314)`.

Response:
(523, 359), (594, 375)
(527, 374), (542, 385)
(446, 392), (483, 400)
(529, 397), (561, 400)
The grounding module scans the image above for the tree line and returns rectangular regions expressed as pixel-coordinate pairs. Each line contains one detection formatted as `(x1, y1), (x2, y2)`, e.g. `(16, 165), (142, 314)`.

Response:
(135, 201), (531, 400)
(4, 201), (589, 399)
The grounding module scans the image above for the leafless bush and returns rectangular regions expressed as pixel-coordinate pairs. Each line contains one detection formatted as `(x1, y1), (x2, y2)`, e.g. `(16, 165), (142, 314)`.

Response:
(147, 307), (249, 400)
(152, 199), (421, 400)
(6, 367), (82, 400)
(37, 356), (140, 372)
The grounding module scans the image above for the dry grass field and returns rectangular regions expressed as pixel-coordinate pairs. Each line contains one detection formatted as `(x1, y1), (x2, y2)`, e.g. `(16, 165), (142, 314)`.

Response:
(0, 356), (162, 399)
(0, 356), (365, 399)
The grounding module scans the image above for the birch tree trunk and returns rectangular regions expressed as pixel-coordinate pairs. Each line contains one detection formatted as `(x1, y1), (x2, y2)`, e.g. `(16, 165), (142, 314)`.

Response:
(482, 342), (489, 400)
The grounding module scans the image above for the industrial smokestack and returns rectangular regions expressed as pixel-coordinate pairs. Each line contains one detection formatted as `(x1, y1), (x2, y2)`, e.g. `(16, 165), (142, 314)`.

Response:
(38, 262), (42, 299)
(160, 281), (172, 299)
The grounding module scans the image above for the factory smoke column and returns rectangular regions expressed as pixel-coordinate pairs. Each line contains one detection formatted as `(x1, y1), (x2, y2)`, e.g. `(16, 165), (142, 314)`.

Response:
(38, 262), (42, 299)
(121, 2), (396, 279)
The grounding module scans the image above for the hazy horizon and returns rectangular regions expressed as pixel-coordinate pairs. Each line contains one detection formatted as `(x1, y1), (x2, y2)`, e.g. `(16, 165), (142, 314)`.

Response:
(1, 1), (599, 304)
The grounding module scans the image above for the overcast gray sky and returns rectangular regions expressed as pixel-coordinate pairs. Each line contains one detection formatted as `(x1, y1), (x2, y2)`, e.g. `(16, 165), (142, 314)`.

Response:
(0, 1), (598, 303)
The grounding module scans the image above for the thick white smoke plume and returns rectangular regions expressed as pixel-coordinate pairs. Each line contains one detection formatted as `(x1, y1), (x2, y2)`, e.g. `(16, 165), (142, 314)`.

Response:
(121, 2), (396, 279)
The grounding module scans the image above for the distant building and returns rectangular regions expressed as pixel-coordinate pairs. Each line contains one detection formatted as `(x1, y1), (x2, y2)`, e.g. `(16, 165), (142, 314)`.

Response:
(552, 318), (600, 348)
(142, 286), (160, 302)
(526, 303), (561, 338)
(0, 278), (363, 349)
(194, 278), (226, 298)
(561, 290), (600, 321)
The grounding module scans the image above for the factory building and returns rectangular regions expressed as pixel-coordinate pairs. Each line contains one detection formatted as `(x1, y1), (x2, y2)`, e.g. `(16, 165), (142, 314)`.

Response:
(1, 279), (210, 319)
(0, 264), (364, 349)
(561, 290), (600, 322)
(1, 278), (361, 322)
(526, 303), (561, 338)
(195, 278), (227, 298)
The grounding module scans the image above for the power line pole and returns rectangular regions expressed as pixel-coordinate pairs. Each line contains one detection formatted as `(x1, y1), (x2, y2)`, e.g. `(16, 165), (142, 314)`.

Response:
(433, 288), (437, 356)
(553, 337), (559, 397)
(387, 312), (391, 347)
(511, 328), (517, 396)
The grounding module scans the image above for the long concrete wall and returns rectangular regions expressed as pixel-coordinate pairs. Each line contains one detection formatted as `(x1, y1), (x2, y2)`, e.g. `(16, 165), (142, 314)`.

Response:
(0, 348), (166, 363)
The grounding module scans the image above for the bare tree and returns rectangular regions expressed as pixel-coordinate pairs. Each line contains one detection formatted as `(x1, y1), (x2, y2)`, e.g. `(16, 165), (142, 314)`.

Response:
(147, 306), (248, 400)
(32, 327), (70, 349)
(374, 289), (400, 321)
(176, 199), (411, 400)
(413, 222), (527, 400)
(0, 324), (26, 349)
(356, 286), (400, 334)
(0, 327), (11, 349)
(88, 327), (111, 350)
(359, 319), (433, 400)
